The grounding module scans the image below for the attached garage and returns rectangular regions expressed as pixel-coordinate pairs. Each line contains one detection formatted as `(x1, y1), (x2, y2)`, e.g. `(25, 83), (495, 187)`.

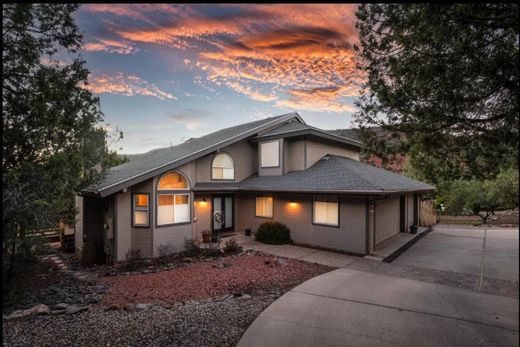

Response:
(374, 197), (400, 246)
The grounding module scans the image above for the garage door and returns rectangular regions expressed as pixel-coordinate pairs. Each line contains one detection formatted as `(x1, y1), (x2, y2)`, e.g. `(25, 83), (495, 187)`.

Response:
(375, 197), (400, 245)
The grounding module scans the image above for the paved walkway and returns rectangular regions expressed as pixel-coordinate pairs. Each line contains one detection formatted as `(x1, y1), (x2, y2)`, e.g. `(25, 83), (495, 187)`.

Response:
(238, 269), (519, 347)
(234, 234), (358, 268)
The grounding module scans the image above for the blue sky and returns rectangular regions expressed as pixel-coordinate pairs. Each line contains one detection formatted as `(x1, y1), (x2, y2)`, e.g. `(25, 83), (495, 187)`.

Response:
(73, 4), (362, 154)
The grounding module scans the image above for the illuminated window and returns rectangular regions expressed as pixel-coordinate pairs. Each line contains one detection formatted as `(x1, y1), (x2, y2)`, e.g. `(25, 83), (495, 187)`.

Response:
(313, 195), (339, 227)
(212, 153), (234, 180)
(158, 172), (189, 190)
(256, 195), (273, 218)
(132, 193), (149, 227)
(260, 141), (279, 167)
(157, 171), (190, 226)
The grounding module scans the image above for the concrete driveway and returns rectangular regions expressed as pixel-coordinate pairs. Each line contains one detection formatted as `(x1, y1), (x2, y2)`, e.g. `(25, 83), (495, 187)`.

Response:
(393, 226), (519, 282)
(238, 269), (519, 346)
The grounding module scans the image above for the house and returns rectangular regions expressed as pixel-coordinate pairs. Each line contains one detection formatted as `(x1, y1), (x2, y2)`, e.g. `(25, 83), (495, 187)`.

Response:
(75, 112), (435, 264)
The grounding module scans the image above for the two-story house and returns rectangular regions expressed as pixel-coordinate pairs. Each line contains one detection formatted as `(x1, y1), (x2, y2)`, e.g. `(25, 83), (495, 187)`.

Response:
(76, 112), (435, 264)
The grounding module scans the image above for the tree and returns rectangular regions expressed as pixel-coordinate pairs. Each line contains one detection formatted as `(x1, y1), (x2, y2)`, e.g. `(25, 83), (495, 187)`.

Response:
(2, 4), (125, 295)
(354, 4), (519, 183)
(441, 168), (519, 223)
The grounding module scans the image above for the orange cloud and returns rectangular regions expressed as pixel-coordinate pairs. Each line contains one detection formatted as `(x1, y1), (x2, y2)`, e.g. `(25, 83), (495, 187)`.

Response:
(84, 38), (138, 54)
(276, 86), (358, 113)
(83, 72), (176, 100)
(80, 4), (364, 112)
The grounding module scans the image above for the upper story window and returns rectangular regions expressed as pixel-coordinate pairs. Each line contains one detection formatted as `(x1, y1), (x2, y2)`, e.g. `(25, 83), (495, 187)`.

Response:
(313, 195), (339, 227)
(212, 153), (234, 180)
(260, 140), (280, 168)
(132, 193), (150, 227)
(157, 171), (190, 226)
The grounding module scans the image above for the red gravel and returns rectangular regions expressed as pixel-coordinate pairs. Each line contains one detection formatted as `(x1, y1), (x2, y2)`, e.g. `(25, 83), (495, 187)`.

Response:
(101, 255), (332, 306)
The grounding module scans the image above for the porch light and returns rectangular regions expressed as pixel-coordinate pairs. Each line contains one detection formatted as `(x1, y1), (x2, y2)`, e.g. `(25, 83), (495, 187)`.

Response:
(289, 198), (298, 208)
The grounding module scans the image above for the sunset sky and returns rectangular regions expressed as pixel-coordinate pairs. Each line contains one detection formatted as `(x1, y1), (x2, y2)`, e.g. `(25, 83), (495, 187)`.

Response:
(74, 4), (363, 154)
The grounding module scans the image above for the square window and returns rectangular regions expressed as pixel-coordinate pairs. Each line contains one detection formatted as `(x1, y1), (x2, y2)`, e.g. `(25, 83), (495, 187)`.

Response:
(260, 141), (280, 167)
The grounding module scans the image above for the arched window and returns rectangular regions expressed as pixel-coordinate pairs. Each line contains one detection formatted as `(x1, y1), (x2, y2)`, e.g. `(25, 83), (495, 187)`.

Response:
(212, 153), (234, 180)
(157, 171), (190, 226)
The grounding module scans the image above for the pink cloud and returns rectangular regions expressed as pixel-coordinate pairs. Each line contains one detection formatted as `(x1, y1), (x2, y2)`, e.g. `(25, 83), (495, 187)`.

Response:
(83, 72), (176, 100)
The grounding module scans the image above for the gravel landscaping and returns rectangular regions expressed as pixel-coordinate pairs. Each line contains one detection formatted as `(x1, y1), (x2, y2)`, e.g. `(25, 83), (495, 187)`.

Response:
(102, 253), (330, 306)
(3, 251), (332, 346)
(3, 295), (279, 347)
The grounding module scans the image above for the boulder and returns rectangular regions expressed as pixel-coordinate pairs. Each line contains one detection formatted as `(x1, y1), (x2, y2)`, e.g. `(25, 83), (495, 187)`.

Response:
(5, 304), (50, 320)
(123, 303), (136, 311)
(135, 303), (152, 311)
(66, 305), (89, 314)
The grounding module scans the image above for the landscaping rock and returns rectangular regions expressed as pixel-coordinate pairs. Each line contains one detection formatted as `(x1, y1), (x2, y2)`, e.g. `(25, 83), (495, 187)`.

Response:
(135, 303), (152, 311)
(54, 303), (68, 310)
(5, 304), (50, 320)
(123, 303), (136, 311)
(66, 305), (89, 314)
(104, 304), (121, 311)
(181, 257), (193, 263)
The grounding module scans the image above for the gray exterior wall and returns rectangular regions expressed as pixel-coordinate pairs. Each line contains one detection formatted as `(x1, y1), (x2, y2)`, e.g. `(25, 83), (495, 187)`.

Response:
(305, 139), (360, 168)
(258, 139), (284, 176)
(235, 193), (367, 254)
(74, 195), (83, 257)
(194, 194), (212, 240)
(374, 196), (400, 245)
(194, 140), (257, 183)
(284, 139), (306, 173)
(115, 191), (132, 262)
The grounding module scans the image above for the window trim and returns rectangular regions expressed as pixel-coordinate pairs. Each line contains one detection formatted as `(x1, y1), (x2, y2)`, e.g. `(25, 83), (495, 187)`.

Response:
(260, 140), (280, 168)
(211, 152), (235, 181)
(155, 171), (191, 228)
(312, 195), (340, 228)
(255, 194), (274, 219)
(131, 193), (150, 228)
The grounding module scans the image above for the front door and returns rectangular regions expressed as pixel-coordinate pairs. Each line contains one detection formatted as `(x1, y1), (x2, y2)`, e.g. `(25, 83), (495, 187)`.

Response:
(212, 195), (234, 233)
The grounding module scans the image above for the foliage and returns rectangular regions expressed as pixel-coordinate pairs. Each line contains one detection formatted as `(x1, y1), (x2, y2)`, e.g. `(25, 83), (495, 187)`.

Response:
(440, 168), (519, 222)
(157, 243), (177, 258)
(223, 238), (242, 254)
(354, 4), (519, 184)
(183, 238), (201, 257)
(122, 249), (144, 271)
(255, 222), (291, 245)
(2, 4), (126, 294)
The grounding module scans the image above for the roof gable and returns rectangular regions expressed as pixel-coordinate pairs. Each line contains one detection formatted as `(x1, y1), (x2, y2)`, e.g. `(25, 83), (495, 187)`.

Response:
(85, 112), (302, 197)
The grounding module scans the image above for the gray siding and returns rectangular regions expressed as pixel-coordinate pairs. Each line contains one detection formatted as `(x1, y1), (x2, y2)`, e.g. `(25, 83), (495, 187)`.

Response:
(285, 139), (305, 173)
(194, 194), (212, 240)
(305, 139), (360, 168)
(194, 140), (257, 183)
(374, 196), (400, 245)
(74, 195), (83, 256)
(235, 193), (367, 254)
(115, 192), (132, 262)
(258, 139), (284, 176)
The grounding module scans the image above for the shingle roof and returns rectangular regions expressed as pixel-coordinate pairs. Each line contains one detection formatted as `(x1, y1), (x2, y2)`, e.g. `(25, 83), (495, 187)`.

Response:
(237, 155), (435, 193)
(254, 121), (363, 148)
(85, 112), (301, 197)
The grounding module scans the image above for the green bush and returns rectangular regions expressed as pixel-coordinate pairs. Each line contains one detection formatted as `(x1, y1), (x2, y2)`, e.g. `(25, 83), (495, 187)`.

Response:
(255, 222), (291, 245)
(223, 238), (242, 254)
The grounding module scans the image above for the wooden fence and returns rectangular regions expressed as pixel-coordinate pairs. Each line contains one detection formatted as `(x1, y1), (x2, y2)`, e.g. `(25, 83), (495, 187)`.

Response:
(23, 228), (61, 241)
(419, 199), (437, 226)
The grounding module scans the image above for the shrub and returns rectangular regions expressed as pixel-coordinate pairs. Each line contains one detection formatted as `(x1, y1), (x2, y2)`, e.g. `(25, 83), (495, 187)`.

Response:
(123, 248), (143, 271)
(157, 243), (176, 259)
(223, 238), (242, 254)
(255, 222), (291, 245)
(183, 238), (201, 257)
